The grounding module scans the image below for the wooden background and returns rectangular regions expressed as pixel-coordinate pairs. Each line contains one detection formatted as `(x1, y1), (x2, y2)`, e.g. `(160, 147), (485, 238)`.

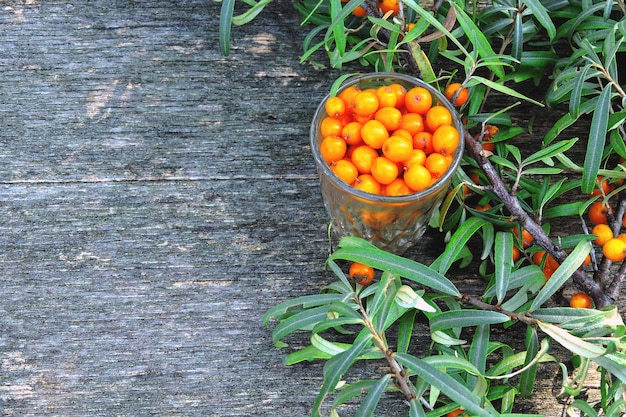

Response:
(0, 1), (621, 416)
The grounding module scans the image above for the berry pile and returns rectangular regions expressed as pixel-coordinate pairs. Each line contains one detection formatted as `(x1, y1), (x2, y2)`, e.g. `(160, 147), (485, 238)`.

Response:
(318, 82), (464, 197)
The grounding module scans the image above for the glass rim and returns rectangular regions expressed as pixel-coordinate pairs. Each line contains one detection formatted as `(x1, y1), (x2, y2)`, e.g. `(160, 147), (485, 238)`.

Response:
(310, 72), (465, 204)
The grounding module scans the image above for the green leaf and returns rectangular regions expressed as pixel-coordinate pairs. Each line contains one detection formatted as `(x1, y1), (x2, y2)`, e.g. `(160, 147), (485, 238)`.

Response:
(332, 379), (379, 410)
(567, 399), (599, 417)
(397, 310), (417, 354)
(522, 138), (578, 166)
(593, 352), (626, 384)
(581, 85), (612, 194)
(523, 0), (556, 40)
(271, 305), (331, 346)
(537, 321), (606, 358)
(231, 0), (273, 25)
(332, 239), (460, 297)
(355, 374), (391, 417)
(431, 330), (466, 346)
(434, 217), (492, 275)
(529, 240), (591, 312)
(494, 231), (514, 304)
(312, 333), (373, 417)
(469, 75), (544, 106)
(395, 353), (498, 417)
(430, 310), (510, 333)
(263, 293), (344, 325)
(518, 326), (539, 396)
(219, 0), (236, 56)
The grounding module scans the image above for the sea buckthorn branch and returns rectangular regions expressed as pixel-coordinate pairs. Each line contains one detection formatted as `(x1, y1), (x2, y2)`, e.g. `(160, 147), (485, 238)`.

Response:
(463, 127), (611, 308)
(462, 294), (536, 327)
(353, 292), (417, 402)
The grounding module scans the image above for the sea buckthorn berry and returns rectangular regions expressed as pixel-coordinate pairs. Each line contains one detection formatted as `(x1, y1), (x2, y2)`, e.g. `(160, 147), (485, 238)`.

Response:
(425, 152), (450, 179)
(447, 409), (464, 417)
(320, 116), (343, 138)
(375, 106), (403, 131)
(432, 125), (460, 156)
(351, 145), (379, 174)
(339, 86), (361, 113)
(388, 83), (407, 108)
(412, 131), (434, 154)
(592, 223), (613, 246)
(384, 178), (411, 196)
(351, 5), (367, 17)
(325, 96), (346, 118)
(349, 262), (375, 285)
(382, 135), (413, 163)
(404, 164), (432, 192)
(361, 119), (389, 149)
(425, 105), (453, 132)
(402, 149), (427, 168)
(513, 227), (533, 248)
(330, 159), (358, 185)
(603, 237), (626, 262)
(320, 136), (347, 163)
(512, 245), (522, 262)
(591, 176), (614, 196)
(392, 128), (413, 141)
(570, 292), (593, 309)
(588, 201), (610, 225)
(371, 156), (400, 185)
(618, 233), (626, 243)
(444, 83), (469, 106)
(398, 112), (425, 135)
(341, 121), (363, 145)
(378, 0), (399, 16)
(352, 90), (380, 117)
(354, 174), (382, 194)
(404, 87), (432, 114)
(376, 85), (398, 108)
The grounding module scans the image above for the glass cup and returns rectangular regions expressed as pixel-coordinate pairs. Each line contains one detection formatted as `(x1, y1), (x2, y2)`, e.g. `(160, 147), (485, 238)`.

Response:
(310, 73), (465, 255)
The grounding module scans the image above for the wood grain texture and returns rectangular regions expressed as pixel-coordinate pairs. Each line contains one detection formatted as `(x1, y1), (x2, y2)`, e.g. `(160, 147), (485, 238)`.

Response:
(0, 1), (621, 416)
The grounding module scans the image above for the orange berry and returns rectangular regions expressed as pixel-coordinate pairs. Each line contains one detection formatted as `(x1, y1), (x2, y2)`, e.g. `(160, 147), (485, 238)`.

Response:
(376, 85), (399, 108)
(603, 237), (626, 262)
(371, 156), (400, 185)
(375, 106), (403, 131)
(618, 232), (626, 243)
(425, 152), (450, 179)
(512, 245), (522, 262)
(425, 105), (453, 132)
(432, 125), (460, 156)
(402, 149), (427, 168)
(398, 112), (425, 136)
(444, 83), (469, 106)
(330, 159), (358, 185)
(592, 223), (613, 246)
(320, 116), (343, 138)
(351, 145), (379, 174)
(352, 5), (367, 17)
(588, 201), (610, 225)
(404, 87), (432, 114)
(412, 131), (434, 154)
(447, 409), (464, 417)
(387, 83), (407, 108)
(341, 121), (364, 145)
(392, 128), (413, 141)
(378, 0), (399, 16)
(384, 178), (411, 196)
(325, 96), (346, 118)
(513, 227), (533, 248)
(354, 174), (382, 194)
(591, 176), (614, 196)
(352, 90), (380, 117)
(382, 135), (413, 163)
(320, 136), (347, 163)
(349, 262), (375, 285)
(361, 119), (389, 149)
(570, 292), (593, 309)
(339, 86), (361, 113)
(404, 164), (432, 192)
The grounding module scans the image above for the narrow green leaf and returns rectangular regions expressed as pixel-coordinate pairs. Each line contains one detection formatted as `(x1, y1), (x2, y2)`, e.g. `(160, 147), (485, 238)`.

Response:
(523, 0), (556, 40)
(434, 217), (492, 275)
(263, 293), (344, 325)
(430, 310), (510, 333)
(581, 86), (612, 194)
(522, 138), (578, 166)
(409, 397), (426, 417)
(567, 399), (599, 417)
(431, 330), (466, 346)
(219, 0), (236, 56)
(529, 240), (591, 312)
(518, 326), (539, 396)
(494, 232), (514, 304)
(395, 353), (498, 417)
(271, 305), (330, 345)
(569, 65), (591, 117)
(355, 374), (391, 417)
(397, 310), (417, 354)
(537, 321), (606, 358)
(593, 352), (626, 384)
(470, 75), (544, 106)
(312, 334), (373, 417)
(511, 12), (523, 63)
(332, 240), (460, 296)
(332, 380), (379, 410)
(231, 0), (273, 25)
